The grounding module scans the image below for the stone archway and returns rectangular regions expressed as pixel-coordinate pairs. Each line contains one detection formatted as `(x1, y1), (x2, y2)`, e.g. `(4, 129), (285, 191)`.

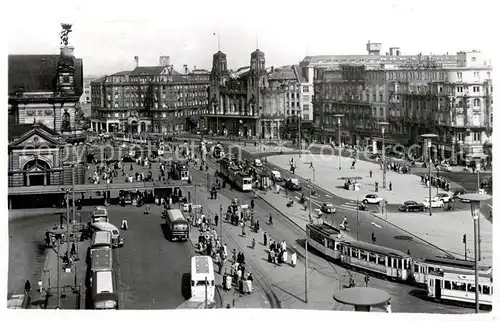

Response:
(23, 158), (51, 186)
(140, 122), (146, 133)
(130, 120), (138, 133)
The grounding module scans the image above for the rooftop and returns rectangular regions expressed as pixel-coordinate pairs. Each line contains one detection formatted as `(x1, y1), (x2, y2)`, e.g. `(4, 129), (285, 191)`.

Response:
(8, 123), (60, 140)
(129, 66), (166, 76)
(8, 54), (83, 96)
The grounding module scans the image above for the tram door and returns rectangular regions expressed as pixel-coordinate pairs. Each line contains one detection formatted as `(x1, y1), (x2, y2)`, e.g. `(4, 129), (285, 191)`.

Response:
(435, 279), (442, 299)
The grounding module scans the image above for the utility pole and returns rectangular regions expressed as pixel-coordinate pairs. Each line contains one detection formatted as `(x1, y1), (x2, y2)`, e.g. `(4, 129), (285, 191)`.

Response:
(463, 234), (467, 260)
(305, 227), (309, 303)
(66, 191), (71, 256)
(219, 204), (223, 245)
(56, 236), (61, 309)
(477, 169), (481, 261)
(205, 276), (208, 309)
(356, 199), (360, 241)
(72, 164), (76, 224)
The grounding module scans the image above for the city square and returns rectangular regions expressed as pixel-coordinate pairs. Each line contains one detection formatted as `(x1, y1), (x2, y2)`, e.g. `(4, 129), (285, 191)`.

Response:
(6, 1), (494, 316)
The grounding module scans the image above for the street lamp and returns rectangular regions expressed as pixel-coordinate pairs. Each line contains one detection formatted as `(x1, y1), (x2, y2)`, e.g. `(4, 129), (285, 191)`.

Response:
(421, 134), (438, 216)
(459, 193), (491, 314)
(333, 114), (344, 170)
(378, 122), (389, 189)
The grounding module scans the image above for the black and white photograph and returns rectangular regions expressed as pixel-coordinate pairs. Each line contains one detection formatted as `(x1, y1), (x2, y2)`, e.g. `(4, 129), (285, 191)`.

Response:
(2, 0), (496, 317)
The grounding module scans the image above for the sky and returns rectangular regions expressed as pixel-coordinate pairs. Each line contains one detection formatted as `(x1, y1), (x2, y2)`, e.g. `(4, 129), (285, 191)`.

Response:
(5, 0), (497, 77)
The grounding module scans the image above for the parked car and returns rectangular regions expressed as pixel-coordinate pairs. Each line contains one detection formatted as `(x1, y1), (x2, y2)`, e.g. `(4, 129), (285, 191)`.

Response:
(436, 164), (452, 172)
(399, 201), (425, 212)
(422, 198), (444, 208)
(362, 194), (383, 204)
(435, 192), (453, 203)
(321, 202), (336, 214)
(254, 158), (263, 167)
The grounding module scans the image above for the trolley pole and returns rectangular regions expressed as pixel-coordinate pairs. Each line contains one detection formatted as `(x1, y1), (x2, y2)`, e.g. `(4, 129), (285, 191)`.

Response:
(305, 228), (309, 303)
(72, 164), (76, 225)
(219, 204), (223, 245)
(66, 191), (71, 256)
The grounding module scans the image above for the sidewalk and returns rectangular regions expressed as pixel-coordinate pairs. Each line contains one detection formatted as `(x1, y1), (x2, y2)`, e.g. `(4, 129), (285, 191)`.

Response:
(191, 185), (354, 310)
(228, 143), (296, 155)
(29, 237), (89, 309)
(266, 153), (459, 205)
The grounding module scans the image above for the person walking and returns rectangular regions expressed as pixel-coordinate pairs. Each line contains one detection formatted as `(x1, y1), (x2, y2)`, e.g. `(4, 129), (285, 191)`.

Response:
(364, 274), (370, 287)
(263, 232), (268, 246)
(24, 280), (31, 294)
(121, 218), (128, 230)
(251, 238), (256, 249)
(214, 213), (219, 227)
(371, 232), (376, 244)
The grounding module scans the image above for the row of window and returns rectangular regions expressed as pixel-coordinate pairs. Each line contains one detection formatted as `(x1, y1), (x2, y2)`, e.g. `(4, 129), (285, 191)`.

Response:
(342, 246), (410, 269)
(440, 279), (492, 295)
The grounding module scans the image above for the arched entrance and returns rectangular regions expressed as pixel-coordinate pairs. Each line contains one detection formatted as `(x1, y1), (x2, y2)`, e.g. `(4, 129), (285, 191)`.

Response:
(130, 120), (138, 133)
(140, 122), (146, 133)
(23, 158), (51, 186)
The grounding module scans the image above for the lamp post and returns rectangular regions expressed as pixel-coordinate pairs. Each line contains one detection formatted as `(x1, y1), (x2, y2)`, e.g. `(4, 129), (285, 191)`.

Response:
(333, 114), (344, 170)
(421, 134), (438, 216)
(459, 193), (491, 314)
(378, 122), (389, 189)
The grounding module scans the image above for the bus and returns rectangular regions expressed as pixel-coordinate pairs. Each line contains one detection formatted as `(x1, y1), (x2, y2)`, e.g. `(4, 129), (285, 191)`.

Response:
(91, 270), (118, 310)
(90, 247), (113, 272)
(191, 256), (215, 301)
(90, 231), (112, 250)
(90, 222), (124, 248)
(92, 206), (109, 223)
(427, 268), (493, 306)
(165, 209), (189, 241)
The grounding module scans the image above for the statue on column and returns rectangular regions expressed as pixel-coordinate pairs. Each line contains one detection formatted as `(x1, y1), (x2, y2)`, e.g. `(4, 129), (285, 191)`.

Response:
(60, 23), (73, 46)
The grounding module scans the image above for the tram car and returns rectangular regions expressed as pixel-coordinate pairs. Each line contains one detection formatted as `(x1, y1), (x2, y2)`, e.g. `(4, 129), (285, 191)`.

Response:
(412, 256), (492, 286)
(427, 268), (493, 306)
(339, 241), (412, 281)
(306, 222), (346, 260)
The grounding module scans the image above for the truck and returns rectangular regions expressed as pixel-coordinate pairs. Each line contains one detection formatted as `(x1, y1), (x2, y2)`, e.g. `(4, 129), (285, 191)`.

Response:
(219, 159), (252, 191)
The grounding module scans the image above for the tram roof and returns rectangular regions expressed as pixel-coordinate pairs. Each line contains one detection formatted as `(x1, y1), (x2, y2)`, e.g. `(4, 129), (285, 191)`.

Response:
(438, 268), (493, 279)
(308, 223), (341, 237)
(421, 256), (491, 271)
(342, 240), (410, 258)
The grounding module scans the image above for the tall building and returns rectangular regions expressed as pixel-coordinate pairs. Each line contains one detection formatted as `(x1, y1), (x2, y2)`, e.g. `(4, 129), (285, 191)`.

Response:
(311, 42), (493, 165)
(206, 50), (265, 137)
(90, 56), (210, 134)
(8, 47), (84, 137)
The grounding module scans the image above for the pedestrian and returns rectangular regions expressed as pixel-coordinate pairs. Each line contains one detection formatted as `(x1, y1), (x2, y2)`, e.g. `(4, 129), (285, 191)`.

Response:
(369, 170), (373, 178)
(121, 218), (128, 230)
(250, 199), (255, 210)
(24, 280), (31, 294)
(364, 274), (370, 287)
(263, 232), (268, 246)
(215, 214), (219, 227)
(71, 243), (76, 256)
(407, 249), (411, 256)
(389, 181), (392, 191)
(371, 232), (376, 244)
(290, 251), (297, 267)
(251, 238), (256, 249)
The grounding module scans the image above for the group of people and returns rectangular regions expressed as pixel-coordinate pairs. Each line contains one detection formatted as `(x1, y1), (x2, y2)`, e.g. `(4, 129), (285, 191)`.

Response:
(421, 173), (451, 192)
(264, 235), (296, 267)
(383, 161), (412, 174)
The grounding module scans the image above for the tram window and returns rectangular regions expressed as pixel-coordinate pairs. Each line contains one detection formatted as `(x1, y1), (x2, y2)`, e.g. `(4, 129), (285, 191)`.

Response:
(377, 255), (386, 265)
(413, 264), (419, 273)
(467, 283), (476, 292)
(327, 239), (335, 250)
(369, 253), (376, 263)
(451, 282), (466, 291)
(396, 259), (402, 269)
(429, 279), (433, 286)
(428, 267), (434, 273)
(444, 281), (451, 290)
(351, 248), (359, 258)
(482, 285), (491, 295)
(360, 251), (367, 260)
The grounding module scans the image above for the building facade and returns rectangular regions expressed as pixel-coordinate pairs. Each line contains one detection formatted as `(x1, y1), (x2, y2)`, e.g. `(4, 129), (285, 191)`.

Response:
(206, 50), (265, 137)
(312, 43), (493, 165)
(90, 56), (209, 134)
(8, 46), (84, 137)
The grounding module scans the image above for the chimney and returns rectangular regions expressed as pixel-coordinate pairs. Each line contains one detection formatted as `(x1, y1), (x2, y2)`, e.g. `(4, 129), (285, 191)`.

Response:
(271, 66), (274, 72)
(396, 50), (400, 56)
(194, 65), (196, 70)
(184, 64), (189, 74)
(134, 56), (139, 68)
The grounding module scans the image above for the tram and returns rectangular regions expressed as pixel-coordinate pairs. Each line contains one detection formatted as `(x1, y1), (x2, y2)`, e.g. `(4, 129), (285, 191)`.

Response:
(306, 222), (346, 260)
(339, 241), (412, 281)
(412, 256), (492, 286)
(427, 269), (493, 306)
